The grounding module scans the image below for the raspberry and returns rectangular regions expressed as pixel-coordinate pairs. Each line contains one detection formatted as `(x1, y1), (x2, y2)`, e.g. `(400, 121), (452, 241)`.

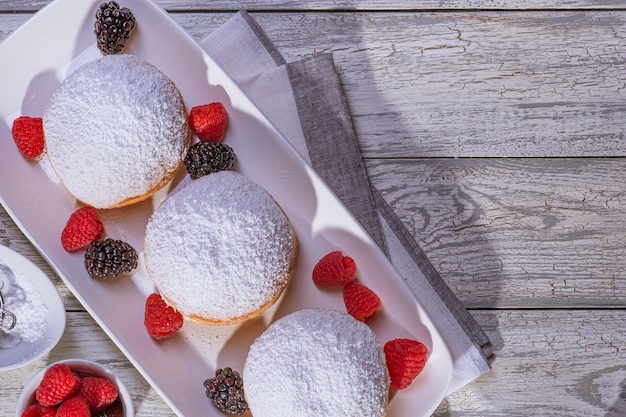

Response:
(61, 207), (104, 251)
(35, 364), (81, 407)
(188, 102), (228, 142)
(383, 338), (429, 390)
(144, 293), (184, 340)
(11, 116), (45, 158)
(39, 407), (55, 417)
(312, 251), (357, 288)
(78, 376), (118, 413)
(21, 403), (64, 417)
(56, 396), (90, 417)
(20, 405), (41, 417)
(342, 281), (381, 322)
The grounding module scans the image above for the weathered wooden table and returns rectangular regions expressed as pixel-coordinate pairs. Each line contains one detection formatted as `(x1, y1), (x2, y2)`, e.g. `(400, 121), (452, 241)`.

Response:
(2, 1), (625, 416)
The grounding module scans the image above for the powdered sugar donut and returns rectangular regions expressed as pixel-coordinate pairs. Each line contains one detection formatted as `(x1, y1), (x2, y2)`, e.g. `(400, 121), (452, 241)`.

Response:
(143, 171), (297, 325)
(244, 309), (389, 417)
(43, 54), (190, 209)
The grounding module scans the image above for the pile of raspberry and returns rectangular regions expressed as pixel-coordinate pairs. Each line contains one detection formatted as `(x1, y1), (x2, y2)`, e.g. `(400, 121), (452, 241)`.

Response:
(312, 251), (430, 391)
(21, 363), (122, 417)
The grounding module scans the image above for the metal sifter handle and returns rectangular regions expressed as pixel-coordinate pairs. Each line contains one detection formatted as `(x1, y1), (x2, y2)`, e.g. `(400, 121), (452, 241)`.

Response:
(0, 263), (17, 332)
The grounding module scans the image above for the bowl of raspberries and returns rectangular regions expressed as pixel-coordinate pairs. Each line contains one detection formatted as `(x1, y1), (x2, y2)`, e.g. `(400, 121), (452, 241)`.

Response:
(15, 358), (133, 417)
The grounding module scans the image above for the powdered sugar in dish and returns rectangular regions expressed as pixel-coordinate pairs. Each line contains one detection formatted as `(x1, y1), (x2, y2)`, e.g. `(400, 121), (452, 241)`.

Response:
(243, 309), (389, 417)
(0, 267), (47, 349)
(143, 171), (296, 324)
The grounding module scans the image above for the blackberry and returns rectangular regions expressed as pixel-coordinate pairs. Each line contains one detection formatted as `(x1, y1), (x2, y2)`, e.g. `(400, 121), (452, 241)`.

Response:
(94, 1), (136, 55)
(204, 367), (249, 415)
(85, 238), (138, 279)
(184, 142), (236, 180)
(92, 399), (123, 417)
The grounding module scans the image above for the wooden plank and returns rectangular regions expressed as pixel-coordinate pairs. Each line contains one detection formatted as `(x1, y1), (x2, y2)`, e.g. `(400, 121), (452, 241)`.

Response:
(229, 11), (626, 158)
(3, 11), (626, 157)
(1, 309), (623, 416)
(0, 3), (623, 417)
(2, 0), (626, 12)
(434, 309), (626, 416)
(2, 11), (624, 303)
(367, 158), (626, 308)
(0, 14), (28, 42)
(3, 158), (624, 309)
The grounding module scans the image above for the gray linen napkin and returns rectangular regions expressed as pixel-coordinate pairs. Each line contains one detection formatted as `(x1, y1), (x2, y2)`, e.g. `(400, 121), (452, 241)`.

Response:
(200, 10), (492, 394)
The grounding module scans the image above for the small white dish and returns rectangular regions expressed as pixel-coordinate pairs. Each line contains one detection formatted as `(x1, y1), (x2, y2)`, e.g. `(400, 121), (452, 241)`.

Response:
(15, 358), (134, 417)
(0, 245), (65, 371)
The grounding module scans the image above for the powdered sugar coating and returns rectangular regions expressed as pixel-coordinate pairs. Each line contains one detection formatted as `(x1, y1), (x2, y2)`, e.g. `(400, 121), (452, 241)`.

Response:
(143, 171), (296, 324)
(0, 269), (47, 349)
(244, 309), (389, 417)
(43, 54), (190, 208)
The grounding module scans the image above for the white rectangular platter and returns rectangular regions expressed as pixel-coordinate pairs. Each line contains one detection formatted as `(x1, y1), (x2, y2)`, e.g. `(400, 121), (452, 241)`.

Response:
(0, 1), (453, 416)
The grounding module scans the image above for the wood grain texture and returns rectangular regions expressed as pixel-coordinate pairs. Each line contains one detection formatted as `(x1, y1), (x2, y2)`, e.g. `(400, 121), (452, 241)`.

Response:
(5, 10), (624, 158)
(2, 0), (626, 11)
(434, 310), (626, 417)
(2, 310), (623, 417)
(367, 158), (626, 308)
(1, 1), (626, 416)
(5, 158), (623, 310)
(229, 12), (626, 158)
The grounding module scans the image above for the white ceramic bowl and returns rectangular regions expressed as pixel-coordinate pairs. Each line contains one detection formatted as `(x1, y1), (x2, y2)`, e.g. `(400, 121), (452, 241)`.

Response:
(0, 245), (66, 371)
(15, 358), (134, 417)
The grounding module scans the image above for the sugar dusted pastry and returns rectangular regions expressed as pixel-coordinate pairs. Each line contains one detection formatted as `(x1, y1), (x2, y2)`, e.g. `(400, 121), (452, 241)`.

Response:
(143, 171), (297, 325)
(243, 309), (389, 417)
(43, 54), (190, 209)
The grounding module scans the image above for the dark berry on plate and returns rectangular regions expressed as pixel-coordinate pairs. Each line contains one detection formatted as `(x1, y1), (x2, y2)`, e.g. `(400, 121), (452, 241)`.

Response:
(84, 238), (138, 279)
(94, 1), (136, 55)
(204, 367), (249, 415)
(184, 141), (236, 180)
